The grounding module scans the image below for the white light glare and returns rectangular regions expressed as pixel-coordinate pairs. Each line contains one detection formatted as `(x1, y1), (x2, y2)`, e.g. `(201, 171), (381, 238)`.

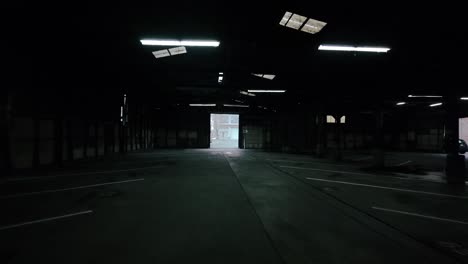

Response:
(189, 104), (216, 107)
(429, 103), (443, 107)
(318, 45), (390, 53)
(460, 97), (468, 100)
(141, 39), (220, 47)
(223, 104), (249, 108)
(408, 95), (443, 98)
(396, 102), (406, 106)
(248, 90), (286, 93)
(218, 76), (223, 83)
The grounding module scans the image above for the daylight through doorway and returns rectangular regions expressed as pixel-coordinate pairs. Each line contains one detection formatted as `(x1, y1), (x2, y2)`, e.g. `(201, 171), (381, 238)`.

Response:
(210, 114), (239, 148)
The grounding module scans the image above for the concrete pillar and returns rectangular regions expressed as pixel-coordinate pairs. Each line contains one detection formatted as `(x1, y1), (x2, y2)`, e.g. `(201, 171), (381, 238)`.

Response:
(54, 117), (63, 167)
(372, 110), (385, 168)
(32, 117), (40, 168)
(316, 113), (326, 158)
(66, 120), (73, 161)
(0, 93), (12, 172)
(445, 95), (466, 184)
(333, 115), (343, 161)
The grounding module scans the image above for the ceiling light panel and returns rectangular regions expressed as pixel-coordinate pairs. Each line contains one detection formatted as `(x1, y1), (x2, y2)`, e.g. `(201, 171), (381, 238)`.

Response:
(168, 46), (187, 55)
(262, 74), (276, 80)
(285, 14), (307, 29)
(141, 39), (220, 47)
(240, 91), (256, 97)
(279, 12), (293, 26)
(248, 90), (286, 93)
(152, 49), (171, 58)
(223, 104), (249, 108)
(301, 18), (327, 34)
(318, 45), (390, 53)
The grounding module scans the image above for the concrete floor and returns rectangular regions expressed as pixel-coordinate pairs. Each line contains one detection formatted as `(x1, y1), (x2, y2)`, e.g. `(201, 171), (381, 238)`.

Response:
(1, 149), (467, 263)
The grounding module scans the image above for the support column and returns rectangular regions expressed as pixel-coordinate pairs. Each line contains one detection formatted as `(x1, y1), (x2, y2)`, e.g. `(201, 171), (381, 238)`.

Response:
(333, 115), (343, 161)
(373, 110), (385, 168)
(316, 113), (326, 158)
(1, 93), (12, 173)
(445, 95), (466, 184)
(54, 117), (63, 167)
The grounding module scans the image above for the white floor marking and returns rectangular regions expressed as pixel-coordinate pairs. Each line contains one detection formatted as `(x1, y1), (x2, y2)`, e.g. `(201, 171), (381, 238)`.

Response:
(4, 165), (163, 182)
(395, 160), (412, 166)
(0, 178), (145, 199)
(305, 177), (468, 199)
(372, 206), (468, 225)
(268, 159), (348, 166)
(0, 210), (93, 231)
(280, 165), (376, 177)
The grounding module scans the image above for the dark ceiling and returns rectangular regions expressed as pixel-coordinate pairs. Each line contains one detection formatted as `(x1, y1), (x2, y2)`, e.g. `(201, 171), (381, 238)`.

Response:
(5, 1), (468, 111)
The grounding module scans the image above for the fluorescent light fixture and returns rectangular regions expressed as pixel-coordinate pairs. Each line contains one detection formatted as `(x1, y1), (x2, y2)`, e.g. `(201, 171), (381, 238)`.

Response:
(461, 97), (468, 100)
(429, 103), (443, 107)
(141, 39), (220, 47)
(318, 45), (390, 53)
(240, 90), (256, 97)
(219, 72), (223, 75)
(223, 104), (249, 108)
(408, 95), (442, 98)
(326, 115), (336, 123)
(168, 46), (187, 55)
(234, 99), (244, 103)
(301, 18), (327, 34)
(248, 90), (286, 93)
(218, 76), (223, 83)
(396, 102), (406, 105)
(189, 104), (216, 107)
(152, 49), (171, 58)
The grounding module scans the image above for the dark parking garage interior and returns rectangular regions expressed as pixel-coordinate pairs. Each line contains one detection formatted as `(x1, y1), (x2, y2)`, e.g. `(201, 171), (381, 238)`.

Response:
(2, 2), (468, 263)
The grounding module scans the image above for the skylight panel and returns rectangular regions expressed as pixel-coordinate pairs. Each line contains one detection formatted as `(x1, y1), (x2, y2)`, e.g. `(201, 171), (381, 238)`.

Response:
(285, 14), (307, 29)
(152, 49), (171, 58)
(168, 46), (187, 55)
(301, 18), (327, 34)
(252, 73), (275, 80)
(279, 12), (293, 26)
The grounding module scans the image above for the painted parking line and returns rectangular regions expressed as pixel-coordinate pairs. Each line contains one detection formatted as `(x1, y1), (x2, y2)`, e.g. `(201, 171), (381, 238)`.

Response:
(0, 210), (93, 231)
(372, 206), (468, 225)
(0, 178), (145, 199)
(268, 159), (348, 166)
(4, 165), (164, 182)
(395, 160), (412, 166)
(305, 177), (468, 199)
(280, 165), (377, 177)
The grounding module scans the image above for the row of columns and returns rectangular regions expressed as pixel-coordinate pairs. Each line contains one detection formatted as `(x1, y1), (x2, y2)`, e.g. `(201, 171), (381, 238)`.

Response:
(315, 96), (466, 184)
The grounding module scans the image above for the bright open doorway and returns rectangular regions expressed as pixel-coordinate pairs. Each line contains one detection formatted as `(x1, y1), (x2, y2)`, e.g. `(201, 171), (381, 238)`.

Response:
(210, 114), (239, 148)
